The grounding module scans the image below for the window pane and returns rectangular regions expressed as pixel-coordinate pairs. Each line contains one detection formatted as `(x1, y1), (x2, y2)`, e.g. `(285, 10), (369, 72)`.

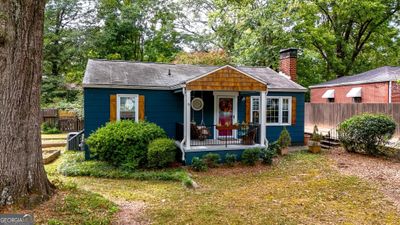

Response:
(251, 98), (260, 123)
(119, 96), (136, 121)
(282, 98), (289, 124)
(252, 98), (259, 110)
(266, 98), (279, 123)
(252, 111), (259, 124)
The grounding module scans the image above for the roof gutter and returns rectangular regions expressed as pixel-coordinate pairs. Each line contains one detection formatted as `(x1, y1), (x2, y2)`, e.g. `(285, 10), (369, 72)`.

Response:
(309, 80), (396, 89)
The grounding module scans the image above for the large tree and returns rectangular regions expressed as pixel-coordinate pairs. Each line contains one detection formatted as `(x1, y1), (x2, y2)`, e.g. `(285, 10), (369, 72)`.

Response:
(292, 0), (400, 77)
(0, 0), (54, 207)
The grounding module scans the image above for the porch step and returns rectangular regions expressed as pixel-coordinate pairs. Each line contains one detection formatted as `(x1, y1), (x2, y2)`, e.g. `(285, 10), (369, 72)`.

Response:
(321, 139), (340, 149)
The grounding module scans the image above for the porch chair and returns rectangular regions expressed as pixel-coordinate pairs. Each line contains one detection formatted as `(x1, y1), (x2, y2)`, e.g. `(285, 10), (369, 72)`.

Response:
(241, 127), (257, 145)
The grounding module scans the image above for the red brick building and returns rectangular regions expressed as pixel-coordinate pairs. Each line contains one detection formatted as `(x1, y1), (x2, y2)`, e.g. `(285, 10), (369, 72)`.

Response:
(310, 66), (400, 103)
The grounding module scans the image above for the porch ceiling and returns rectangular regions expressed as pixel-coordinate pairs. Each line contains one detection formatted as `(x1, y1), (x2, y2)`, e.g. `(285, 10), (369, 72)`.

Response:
(185, 66), (268, 92)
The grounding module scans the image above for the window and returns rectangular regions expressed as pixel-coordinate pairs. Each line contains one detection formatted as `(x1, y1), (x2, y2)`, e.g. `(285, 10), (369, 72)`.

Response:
(327, 98), (335, 103)
(353, 97), (362, 103)
(117, 94), (139, 121)
(251, 96), (292, 125)
(250, 97), (260, 124)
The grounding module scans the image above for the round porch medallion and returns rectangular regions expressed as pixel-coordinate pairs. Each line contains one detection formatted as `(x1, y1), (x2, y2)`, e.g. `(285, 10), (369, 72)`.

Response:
(191, 98), (204, 111)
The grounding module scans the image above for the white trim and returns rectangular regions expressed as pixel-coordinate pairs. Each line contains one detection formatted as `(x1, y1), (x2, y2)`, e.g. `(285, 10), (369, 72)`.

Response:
(213, 92), (238, 139)
(83, 84), (172, 90)
(185, 90), (192, 149)
(181, 143), (263, 152)
(309, 79), (399, 89)
(185, 65), (267, 86)
(268, 88), (307, 93)
(116, 94), (139, 122)
(83, 84), (307, 92)
(260, 91), (267, 146)
(250, 96), (292, 126)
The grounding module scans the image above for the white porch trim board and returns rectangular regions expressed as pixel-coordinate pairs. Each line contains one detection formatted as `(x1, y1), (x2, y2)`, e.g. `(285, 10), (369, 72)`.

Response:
(185, 90), (191, 149)
(260, 91), (267, 146)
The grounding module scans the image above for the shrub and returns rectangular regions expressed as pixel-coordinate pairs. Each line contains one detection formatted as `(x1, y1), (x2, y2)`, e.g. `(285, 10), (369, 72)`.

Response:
(191, 157), (207, 172)
(310, 125), (323, 142)
(202, 153), (221, 168)
(338, 114), (396, 156)
(41, 121), (61, 134)
(242, 148), (261, 166)
(147, 138), (177, 168)
(86, 120), (166, 169)
(277, 127), (291, 148)
(224, 153), (237, 167)
(261, 142), (278, 165)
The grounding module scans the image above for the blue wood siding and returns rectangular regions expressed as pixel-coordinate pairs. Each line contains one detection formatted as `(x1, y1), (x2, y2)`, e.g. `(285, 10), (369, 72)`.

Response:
(84, 88), (304, 159)
(84, 88), (183, 140)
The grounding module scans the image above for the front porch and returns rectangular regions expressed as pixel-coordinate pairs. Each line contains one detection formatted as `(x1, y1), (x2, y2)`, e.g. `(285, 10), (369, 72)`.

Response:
(175, 66), (269, 163)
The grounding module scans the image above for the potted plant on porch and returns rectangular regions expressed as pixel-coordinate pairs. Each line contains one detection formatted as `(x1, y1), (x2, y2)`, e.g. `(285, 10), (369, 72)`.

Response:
(277, 127), (291, 155)
(308, 125), (322, 153)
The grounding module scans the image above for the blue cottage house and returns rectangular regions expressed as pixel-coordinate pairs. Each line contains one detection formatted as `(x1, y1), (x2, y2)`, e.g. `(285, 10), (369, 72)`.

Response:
(83, 48), (306, 164)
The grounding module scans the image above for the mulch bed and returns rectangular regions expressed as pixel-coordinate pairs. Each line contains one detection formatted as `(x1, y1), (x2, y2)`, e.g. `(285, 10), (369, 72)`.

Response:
(327, 148), (400, 211)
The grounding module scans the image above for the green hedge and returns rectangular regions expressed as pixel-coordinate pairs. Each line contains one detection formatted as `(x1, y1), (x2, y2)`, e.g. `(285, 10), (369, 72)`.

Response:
(58, 151), (188, 182)
(86, 121), (166, 169)
(147, 138), (177, 168)
(338, 114), (396, 156)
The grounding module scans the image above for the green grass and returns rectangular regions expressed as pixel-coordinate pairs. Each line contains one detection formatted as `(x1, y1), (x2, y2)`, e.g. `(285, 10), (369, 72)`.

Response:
(58, 151), (190, 182)
(65, 151), (400, 225)
(36, 185), (117, 225)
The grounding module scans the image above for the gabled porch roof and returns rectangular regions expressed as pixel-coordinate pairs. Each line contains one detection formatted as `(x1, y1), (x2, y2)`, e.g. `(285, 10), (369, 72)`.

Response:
(185, 65), (267, 92)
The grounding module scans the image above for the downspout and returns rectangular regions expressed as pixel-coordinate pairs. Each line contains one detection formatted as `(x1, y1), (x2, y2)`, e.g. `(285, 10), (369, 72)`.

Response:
(389, 81), (392, 103)
(180, 87), (186, 161)
(265, 87), (269, 148)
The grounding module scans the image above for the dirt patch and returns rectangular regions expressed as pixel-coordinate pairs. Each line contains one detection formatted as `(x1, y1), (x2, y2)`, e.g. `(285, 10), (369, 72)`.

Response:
(112, 200), (149, 225)
(328, 148), (400, 211)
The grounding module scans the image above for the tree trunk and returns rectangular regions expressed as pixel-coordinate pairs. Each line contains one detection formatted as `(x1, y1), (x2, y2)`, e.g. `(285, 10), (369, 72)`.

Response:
(0, 0), (54, 208)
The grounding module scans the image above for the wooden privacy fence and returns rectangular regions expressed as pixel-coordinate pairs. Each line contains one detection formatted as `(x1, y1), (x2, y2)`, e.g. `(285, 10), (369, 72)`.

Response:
(41, 109), (83, 132)
(305, 103), (400, 137)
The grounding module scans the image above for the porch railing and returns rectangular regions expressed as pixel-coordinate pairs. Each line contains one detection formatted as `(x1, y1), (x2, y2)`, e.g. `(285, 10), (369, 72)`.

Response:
(176, 123), (260, 147)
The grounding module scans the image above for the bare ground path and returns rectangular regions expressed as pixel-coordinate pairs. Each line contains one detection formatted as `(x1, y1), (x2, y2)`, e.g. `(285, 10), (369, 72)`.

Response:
(111, 200), (149, 225)
(328, 148), (400, 211)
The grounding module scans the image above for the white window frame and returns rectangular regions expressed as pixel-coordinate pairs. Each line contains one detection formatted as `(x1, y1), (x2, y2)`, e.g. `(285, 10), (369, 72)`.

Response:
(251, 96), (292, 126)
(116, 94), (139, 122)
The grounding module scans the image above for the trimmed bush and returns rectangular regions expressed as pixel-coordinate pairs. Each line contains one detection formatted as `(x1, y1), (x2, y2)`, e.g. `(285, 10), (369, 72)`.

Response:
(86, 120), (166, 170)
(242, 148), (261, 166)
(261, 142), (278, 165)
(191, 157), (207, 172)
(202, 153), (220, 168)
(225, 153), (237, 167)
(147, 138), (177, 168)
(338, 114), (396, 156)
(277, 127), (291, 148)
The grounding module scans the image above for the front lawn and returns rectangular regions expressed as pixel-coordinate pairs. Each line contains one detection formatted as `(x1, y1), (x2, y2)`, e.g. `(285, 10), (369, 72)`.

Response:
(66, 151), (400, 224)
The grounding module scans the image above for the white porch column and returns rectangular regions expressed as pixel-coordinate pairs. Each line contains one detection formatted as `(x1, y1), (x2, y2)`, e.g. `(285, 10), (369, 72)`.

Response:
(260, 91), (267, 146)
(182, 89), (187, 142)
(185, 90), (192, 149)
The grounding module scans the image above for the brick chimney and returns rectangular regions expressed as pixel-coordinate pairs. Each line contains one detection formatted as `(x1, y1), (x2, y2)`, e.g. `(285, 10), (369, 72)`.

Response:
(279, 48), (297, 81)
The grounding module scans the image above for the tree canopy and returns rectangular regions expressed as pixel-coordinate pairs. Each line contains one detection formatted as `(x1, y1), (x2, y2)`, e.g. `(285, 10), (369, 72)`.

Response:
(42, 0), (400, 104)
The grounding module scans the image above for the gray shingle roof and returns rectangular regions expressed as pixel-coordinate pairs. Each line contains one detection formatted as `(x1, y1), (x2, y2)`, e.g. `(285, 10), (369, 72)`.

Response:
(83, 59), (306, 91)
(310, 66), (400, 88)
